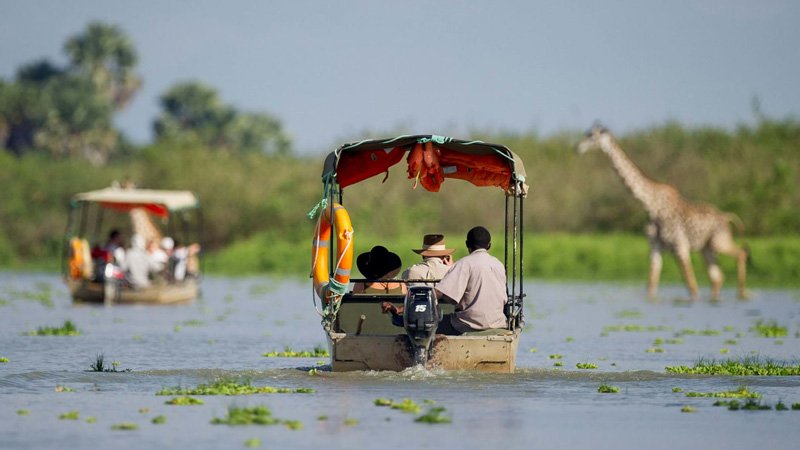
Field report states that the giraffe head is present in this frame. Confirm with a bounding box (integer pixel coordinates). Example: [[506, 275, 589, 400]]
[[576, 122, 612, 154]]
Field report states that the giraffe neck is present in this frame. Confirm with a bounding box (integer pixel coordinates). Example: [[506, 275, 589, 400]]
[[130, 208, 162, 244], [599, 136, 659, 214]]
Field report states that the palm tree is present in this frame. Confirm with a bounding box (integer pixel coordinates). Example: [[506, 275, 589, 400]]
[[64, 22, 141, 109]]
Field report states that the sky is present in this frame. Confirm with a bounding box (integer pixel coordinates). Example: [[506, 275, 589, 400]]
[[1, 0, 798, 154]]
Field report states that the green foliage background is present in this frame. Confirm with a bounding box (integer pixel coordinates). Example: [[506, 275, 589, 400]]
[[1, 119, 798, 286]]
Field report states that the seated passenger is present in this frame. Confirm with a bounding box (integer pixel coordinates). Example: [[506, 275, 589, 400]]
[[352, 246, 407, 295], [171, 239, 201, 281], [401, 233, 455, 287], [124, 234, 162, 289]]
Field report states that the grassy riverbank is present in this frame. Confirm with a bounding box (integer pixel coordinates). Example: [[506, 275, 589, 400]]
[[205, 232, 800, 288]]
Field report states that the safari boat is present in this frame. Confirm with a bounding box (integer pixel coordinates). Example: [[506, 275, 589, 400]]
[[310, 135, 528, 373], [63, 186, 203, 305]]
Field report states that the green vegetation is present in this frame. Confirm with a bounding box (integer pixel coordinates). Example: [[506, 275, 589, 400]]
[[27, 320, 80, 336], [685, 386, 760, 398], [548, 354, 563, 359], [677, 328, 720, 336], [85, 416, 96, 424], [211, 405, 300, 429], [389, 399, 422, 414], [576, 363, 598, 369], [343, 418, 359, 426], [88, 354, 130, 372], [111, 422, 139, 430], [59, 411, 80, 420], [244, 438, 262, 448], [262, 345, 329, 358], [598, 384, 620, 393], [151, 415, 167, 424], [750, 320, 788, 338], [17, 409, 29, 415], [724, 399, 772, 411], [0, 357, 8, 363], [55, 385, 74, 392], [415, 407, 452, 424], [666, 357, 800, 376], [680, 405, 696, 413], [165, 396, 204, 405], [374, 398, 393, 406], [156, 378, 314, 396], [646, 347, 665, 353]]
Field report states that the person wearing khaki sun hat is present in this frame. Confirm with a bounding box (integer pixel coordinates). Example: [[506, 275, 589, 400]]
[[401, 234, 455, 287]]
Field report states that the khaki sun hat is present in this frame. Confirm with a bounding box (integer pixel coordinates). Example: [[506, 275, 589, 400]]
[[413, 234, 455, 257]]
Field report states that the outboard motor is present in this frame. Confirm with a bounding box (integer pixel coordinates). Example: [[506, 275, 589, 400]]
[[403, 286, 441, 366]]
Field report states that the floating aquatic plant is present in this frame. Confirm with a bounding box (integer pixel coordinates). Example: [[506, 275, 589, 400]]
[[685, 386, 760, 399], [262, 345, 329, 358], [27, 320, 80, 336], [672, 388, 683, 393], [415, 406, 452, 424], [156, 378, 314, 396], [374, 398, 393, 406], [165, 396, 204, 405], [317, 415, 329, 421], [726, 399, 771, 411], [750, 319, 787, 338], [88, 354, 130, 372], [775, 401, 789, 411], [614, 309, 642, 319], [792, 403, 800, 410], [151, 415, 167, 424], [244, 438, 262, 448], [85, 416, 96, 423], [8, 284, 54, 308], [343, 418, 359, 426], [576, 363, 598, 369], [548, 354, 562, 360], [111, 422, 139, 430], [724, 339, 738, 345], [59, 411, 79, 420], [645, 347, 664, 353], [0, 357, 9, 363], [665, 338, 684, 345], [598, 384, 620, 393], [212, 406, 279, 425], [390, 398, 422, 414], [665, 357, 800, 376], [553, 362, 563, 367], [55, 385, 74, 392], [529, 347, 538, 353], [720, 348, 730, 354], [677, 328, 720, 336], [17, 409, 29, 416], [211, 405, 301, 429], [680, 405, 696, 413]]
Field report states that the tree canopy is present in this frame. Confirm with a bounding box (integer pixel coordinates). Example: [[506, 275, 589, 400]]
[[153, 81, 291, 155]]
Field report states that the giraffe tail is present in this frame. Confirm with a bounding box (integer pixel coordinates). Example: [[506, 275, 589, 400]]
[[724, 213, 745, 234]]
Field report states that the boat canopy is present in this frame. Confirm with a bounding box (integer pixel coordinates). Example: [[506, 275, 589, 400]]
[[321, 135, 528, 197], [71, 187, 200, 217]]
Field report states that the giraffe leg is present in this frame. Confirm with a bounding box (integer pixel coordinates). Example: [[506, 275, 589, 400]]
[[702, 246, 723, 301], [713, 238, 748, 299], [674, 245, 699, 301], [647, 243, 662, 300]]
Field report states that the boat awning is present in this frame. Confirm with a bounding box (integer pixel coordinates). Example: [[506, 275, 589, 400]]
[[71, 188, 200, 217], [321, 135, 527, 196]]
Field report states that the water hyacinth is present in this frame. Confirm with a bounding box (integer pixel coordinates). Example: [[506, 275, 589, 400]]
[[27, 320, 80, 336], [156, 378, 314, 396], [165, 396, 205, 405], [750, 320, 787, 338], [685, 386, 761, 399], [262, 345, 329, 358], [666, 357, 800, 376], [598, 384, 620, 393]]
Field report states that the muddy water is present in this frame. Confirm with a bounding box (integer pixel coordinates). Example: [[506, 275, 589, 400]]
[[1, 271, 799, 449]]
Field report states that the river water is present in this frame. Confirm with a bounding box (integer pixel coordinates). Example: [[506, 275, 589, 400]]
[[1, 271, 799, 449]]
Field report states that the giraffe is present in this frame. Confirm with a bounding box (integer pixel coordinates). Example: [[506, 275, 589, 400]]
[[129, 207, 163, 245], [577, 124, 748, 301]]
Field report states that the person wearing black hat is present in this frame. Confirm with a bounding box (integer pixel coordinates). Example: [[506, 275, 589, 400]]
[[353, 246, 407, 294]]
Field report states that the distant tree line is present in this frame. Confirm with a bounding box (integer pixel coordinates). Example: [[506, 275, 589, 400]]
[[0, 22, 291, 165]]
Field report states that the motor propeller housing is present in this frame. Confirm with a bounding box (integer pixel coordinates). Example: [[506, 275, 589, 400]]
[[402, 286, 441, 365]]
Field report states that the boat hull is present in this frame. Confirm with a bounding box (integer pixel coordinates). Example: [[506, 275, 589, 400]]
[[67, 279, 199, 305], [327, 329, 520, 373]]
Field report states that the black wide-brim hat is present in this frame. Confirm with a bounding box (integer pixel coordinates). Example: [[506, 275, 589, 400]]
[[356, 245, 402, 279]]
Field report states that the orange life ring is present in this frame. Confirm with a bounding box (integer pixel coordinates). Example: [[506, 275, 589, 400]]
[[68, 237, 92, 279], [312, 203, 354, 302]]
